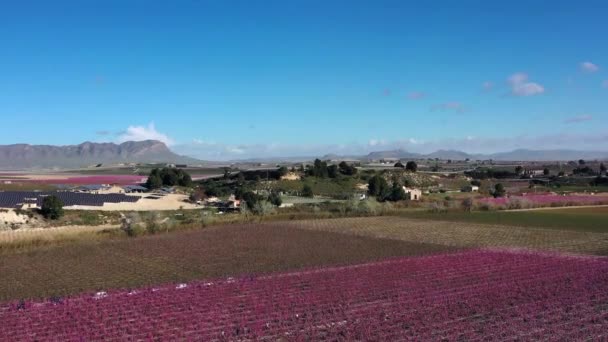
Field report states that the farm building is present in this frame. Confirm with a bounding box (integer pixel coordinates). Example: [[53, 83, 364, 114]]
[[402, 187, 422, 201], [523, 169, 544, 178], [461, 185, 479, 192], [123, 185, 148, 193]]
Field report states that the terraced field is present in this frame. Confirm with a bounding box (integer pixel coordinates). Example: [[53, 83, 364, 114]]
[[274, 216, 608, 256]]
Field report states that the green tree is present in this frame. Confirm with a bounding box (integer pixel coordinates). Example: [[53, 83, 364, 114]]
[[146, 173, 163, 189], [236, 172, 245, 184], [277, 166, 288, 177], [40, 195, 64, 220], [338, 161, 357, 176], [492, 183, 506, 198], [394, 161, 405, 168], [387, 183, 406, 201], [302, 184, 314, 198], [178, 171, 192, 187], [327, 164, 339, 178], [162, 170, 179, 186], [242, 191, 261, 209], [515, 166, 523, 174], [405, 161, 418, 172], [308, 159, 329, 178], [368, 175, 389, 198], [543, 168, 550, 176], [600, 163, 607, 173]]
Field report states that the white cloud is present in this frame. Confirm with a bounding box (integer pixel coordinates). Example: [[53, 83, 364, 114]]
[[508, 72, 545, 96], [407, 91, 426, 100], [580, 61, 600, 73], [227, 147, 245, 154], [116, 123, 175, 146], [603, 80, 608, 88], [368, 139, 387, 147], [482, 81, 494, 91], [563, 114, 593, 124]]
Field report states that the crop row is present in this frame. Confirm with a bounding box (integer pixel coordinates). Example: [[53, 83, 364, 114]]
[[480, 194, 608, 207], [1, 250, 607, 340], [277, 216, 608, 255]]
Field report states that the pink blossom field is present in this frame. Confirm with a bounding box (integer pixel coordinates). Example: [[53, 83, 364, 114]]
[[1, 250, 607, 341]]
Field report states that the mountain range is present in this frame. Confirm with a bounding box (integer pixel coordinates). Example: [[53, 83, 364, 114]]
[[359, 149, 608, 162], [1, 140, 607, 169], [0, 140, 199, 169]]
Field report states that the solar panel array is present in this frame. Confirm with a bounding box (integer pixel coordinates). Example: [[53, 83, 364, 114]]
[[0, 191, 140, 208]]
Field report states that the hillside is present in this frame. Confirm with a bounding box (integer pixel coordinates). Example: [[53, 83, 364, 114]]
[[0, 140, 200, 169]]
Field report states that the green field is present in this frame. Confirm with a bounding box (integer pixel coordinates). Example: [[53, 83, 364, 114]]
[[398, 206, 608, 233]]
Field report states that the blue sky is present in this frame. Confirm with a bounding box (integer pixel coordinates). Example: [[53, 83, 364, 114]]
[[1, 1, 607, 159]]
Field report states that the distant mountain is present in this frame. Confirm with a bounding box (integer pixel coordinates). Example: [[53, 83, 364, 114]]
[[426, 150, 475, 160], [365, 149, 422, 160], [0, 140, 201, 170]]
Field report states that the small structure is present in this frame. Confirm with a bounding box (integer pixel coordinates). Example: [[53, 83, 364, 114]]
[[523, 169, 544, 178], [123, 185, 148, 193], [354, 193, 367, 201], [76, 184, 110, 194], [461, 185, 479, 192], [402, 187, 422, 201]]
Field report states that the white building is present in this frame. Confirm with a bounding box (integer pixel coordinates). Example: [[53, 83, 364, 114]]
[[461, 185, 479, 192], [402, 187, 422, 201]]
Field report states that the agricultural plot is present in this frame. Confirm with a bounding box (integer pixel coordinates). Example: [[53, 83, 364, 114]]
[[275, 216, 608, 255], [0, 224, 454, 301], [480, 194, 608, 207], [398, 208, 608, 233], [1, 250, 607, 340]]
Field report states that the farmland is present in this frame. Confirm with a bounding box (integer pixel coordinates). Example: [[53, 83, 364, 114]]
[[276, 216, 608, 255], [480, 194, 608, 207], [397, 206, 608, 233], [2, 250, 607, 340], [0, 223, 454, 301]]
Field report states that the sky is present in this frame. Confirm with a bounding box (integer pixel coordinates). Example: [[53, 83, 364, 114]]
[[1, 0, 607, 160]]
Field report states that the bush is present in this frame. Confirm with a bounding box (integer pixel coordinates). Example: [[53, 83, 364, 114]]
[[302, 184, 314, 198], [461, 198, 474, 212], [268, 192, 282, 207], [40, 195, 64, 220], [428, 202, 447, 213], [251, 201, 276, 216], [144, 212, 161, 234]]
